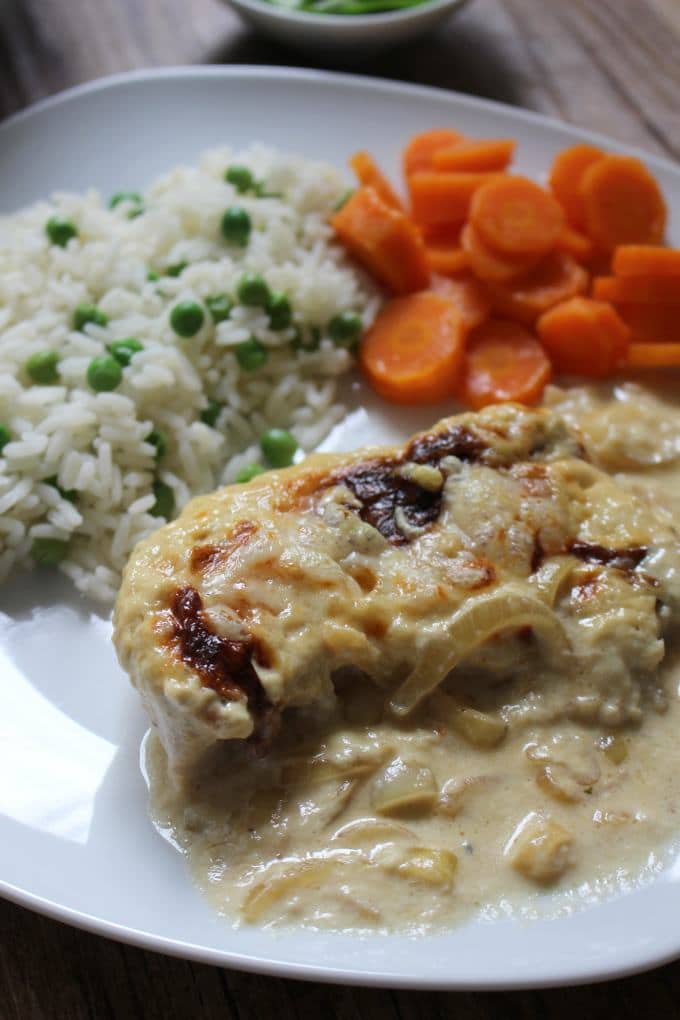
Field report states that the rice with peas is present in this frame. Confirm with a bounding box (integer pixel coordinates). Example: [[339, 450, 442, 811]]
[[0, 144, 381, 603]]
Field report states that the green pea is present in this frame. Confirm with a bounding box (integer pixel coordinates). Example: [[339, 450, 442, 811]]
[[267, 291, 292, 331], [332, 188, 355, 212], [225, 165, 255, 193], [87, 356, 123, 392], [146, 428, 167, 462], [236, 338, 268, 372], [146, 269, 160, 282], [200, 400, 222, 427], [46, 216, 78, 247], [235, 463, 265, 483], [31, 537, 70, 566], [150, 480, 175, 519], [205, 294, 233, 323], [170, 300, 205, 338], [292, 326, 320, 352], [73, 303, 109, 331], [260, 428, 298, 468], [221, 206, 251, 246], [26, 350, 60, 385], [237, 272, 271, 308], [328, 310, 363, 346], [0, 424, 11, 454], [165, 261, 187, 278], [45, 476, 77, 503], [109, 192, 144, 217], [108, 338, 143, 366]]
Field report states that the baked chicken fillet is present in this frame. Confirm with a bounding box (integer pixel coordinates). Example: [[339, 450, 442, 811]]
[[113, 404, 680, 786]]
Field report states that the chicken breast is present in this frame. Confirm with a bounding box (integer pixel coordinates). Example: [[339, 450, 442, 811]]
[[113, 404, 680, 786]]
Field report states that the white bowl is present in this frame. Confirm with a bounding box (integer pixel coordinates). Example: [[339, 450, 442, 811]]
[[224, 0, 470, 52]]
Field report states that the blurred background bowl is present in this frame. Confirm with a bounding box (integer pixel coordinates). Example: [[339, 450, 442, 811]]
[[223, 0, 470, 53]]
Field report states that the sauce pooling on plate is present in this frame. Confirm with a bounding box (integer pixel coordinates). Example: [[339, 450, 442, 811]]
[[127, 383, 680, 933]]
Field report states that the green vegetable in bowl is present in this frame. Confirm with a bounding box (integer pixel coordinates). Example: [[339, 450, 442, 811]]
[[0, 425, 11, 453], [146, 428, 167, 462]]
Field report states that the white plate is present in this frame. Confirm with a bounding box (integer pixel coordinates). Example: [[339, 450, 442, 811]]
[[1, 67, 679, 991]]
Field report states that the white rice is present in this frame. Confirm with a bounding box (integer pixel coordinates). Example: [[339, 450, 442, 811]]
[[0, 144, 381, 603]]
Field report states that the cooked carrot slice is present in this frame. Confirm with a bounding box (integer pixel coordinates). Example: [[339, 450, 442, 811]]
[[485, 251, 589, 325], [426, 246, 469, 276], [331, 186, 430, 295], [403, 129, 466, 177], [592, 275, 680, 304], [350, 151, 404, 212], [461, 223, 538, 282], [548, 144, 605, 229], [536, 297, 630, 379], [469, 175, 565, 256], [409, 172, 498, 227], [461, 319, 552, 409], [433, 139, 516, 173], [612, 245, 680, 278], [556, 227, 595, 263], [626, 343, 680, 368], [359, 291, 465, 404], [615, 303, 680, 343], [430, 271, 491, 329], [581, 155, 667, 250]]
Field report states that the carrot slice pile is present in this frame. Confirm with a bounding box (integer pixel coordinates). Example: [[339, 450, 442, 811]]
[[430, 271, 491, 330], [536, 297, 630, 378], [331, 186, 430, 295], [556, 227, 595, 263], [331, 127, 676, 404], [485, 251, 589, 325], [350, 151, 405, 212], [433, 139, 515, 173], [460, 223, 538, 282], [593, 275, 680, 304], [581, 155, 667, 250], [409, 172, 498, 227], [461, 319, 552, 409], [470, 176, 565, 256], [403, 129, 466, 177], [359, 291, 465, 404], [548, 144, 605, 229], [612, 245, 680, 277], [615, 303, 680, 343], [626, 343, 680, 368]]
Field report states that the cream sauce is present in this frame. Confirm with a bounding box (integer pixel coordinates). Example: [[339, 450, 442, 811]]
[[146, 381, 680, 933]]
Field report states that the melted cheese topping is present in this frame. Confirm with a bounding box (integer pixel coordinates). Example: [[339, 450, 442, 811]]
[[119, 389, 680, 933]]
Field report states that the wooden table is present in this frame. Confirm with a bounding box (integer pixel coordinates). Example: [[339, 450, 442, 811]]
[[1, 0, 679, 1016]]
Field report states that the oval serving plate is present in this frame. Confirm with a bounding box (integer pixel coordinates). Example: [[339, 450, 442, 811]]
[[0, 67, 679, 990]]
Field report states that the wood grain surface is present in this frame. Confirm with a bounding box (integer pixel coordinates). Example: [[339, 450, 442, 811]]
[[1, 0, 679, 1016]]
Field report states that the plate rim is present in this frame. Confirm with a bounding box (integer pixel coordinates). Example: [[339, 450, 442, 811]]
[[1, 64, 680, 991]]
